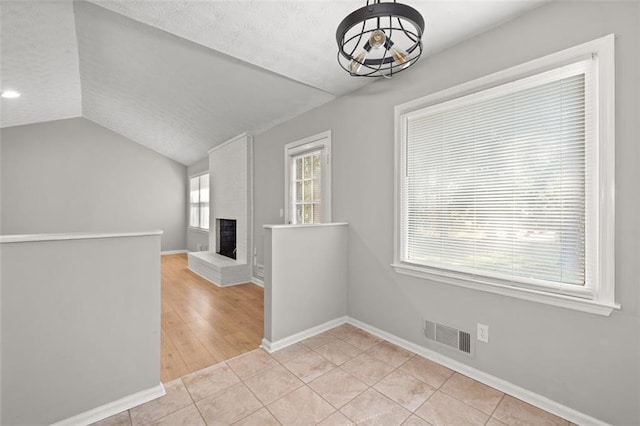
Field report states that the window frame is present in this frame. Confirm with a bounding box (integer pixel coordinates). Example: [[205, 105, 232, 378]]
[[189, 172, 210, 232], [284, 131, 332, 225], [392, 34, 617, 316]]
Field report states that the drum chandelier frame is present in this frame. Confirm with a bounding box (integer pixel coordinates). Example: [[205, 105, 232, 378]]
[[336, 0, 425, 77]]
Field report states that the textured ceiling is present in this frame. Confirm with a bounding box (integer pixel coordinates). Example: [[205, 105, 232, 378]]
[[0, 1, 82, 128], [74, 1, 334, 165], [88, 0, 545, 97], [1, 0, 545, 165], [88, 0, 367, 96]]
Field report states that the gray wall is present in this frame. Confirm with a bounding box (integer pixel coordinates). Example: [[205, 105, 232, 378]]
[[253, 2, 639, 424], [265, 224, 348, 343], [0, 117, 187, 251], [1, 233, 162, 425], [187, 157, 210, 252]]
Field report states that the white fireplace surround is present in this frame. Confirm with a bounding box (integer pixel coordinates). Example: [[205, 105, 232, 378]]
[[188, 133, 252, 286]]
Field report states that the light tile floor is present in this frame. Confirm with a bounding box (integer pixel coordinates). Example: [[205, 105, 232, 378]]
[[92, 324, 573, 426]]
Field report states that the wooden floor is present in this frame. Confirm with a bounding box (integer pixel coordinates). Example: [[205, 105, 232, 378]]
[[160, 254, 263, 383]]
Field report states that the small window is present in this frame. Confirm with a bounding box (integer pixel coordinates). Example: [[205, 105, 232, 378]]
[[285, 131, 331, 224], [393, 35, 616, 315], [189, 173, 209, 230]]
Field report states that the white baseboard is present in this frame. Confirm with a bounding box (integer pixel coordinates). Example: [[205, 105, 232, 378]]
[[161, 250, 188, 255], [251, 277, 264, 287], [186, 266, 249, 288], [345, 317, 608, 426], [50, 383, 165, 426], [261, 316, 348, 353]]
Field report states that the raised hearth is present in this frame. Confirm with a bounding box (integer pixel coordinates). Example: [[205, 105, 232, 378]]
[[187, 251, 250, 287]]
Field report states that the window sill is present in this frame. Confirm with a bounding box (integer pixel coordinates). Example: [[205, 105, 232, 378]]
[[391, 262, 619, 316], [188, 227, 209, 234]]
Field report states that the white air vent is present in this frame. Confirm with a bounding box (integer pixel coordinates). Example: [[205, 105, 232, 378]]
[[424, 320, 472, 355], [257, 264, 264, 278]]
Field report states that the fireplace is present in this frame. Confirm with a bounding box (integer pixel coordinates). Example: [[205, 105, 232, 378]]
[[216, 219, 237, 260]]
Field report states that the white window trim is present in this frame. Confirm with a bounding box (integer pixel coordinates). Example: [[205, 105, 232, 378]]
[[284, 130, 332, 225], [189, 172, 209, 232], [188, 227, 209, 234], [392, 34, 618, 316]]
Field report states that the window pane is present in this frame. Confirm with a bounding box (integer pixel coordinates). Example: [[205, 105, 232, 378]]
[[296, 157, 303, 180], [287, 139, 330, 225], [296, 205, 304, 223], [190, 174, 210, 229], [303, 204, 312, 224], [312, 153, 322, 204], [296, 181, 303, 202], [303, 155, 311, 178], [200, 203, 209, 230], [199, 174, 209, 203], [190, 176, 200, 203], [313, 178, 321, 203], [313, 203, 322, 223], [405, 72, 586, 286], [190, 175, 200, 227], [303, 180, 311, 202], [313, 153, 321, 178], [190, 203, 199, 227]]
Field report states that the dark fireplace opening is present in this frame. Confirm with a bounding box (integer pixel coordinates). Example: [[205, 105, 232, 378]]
[[216, 218, 237, 260]]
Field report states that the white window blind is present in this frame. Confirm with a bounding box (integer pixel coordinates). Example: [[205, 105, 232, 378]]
[[401, 60, 594, 291], [190, 173, 209, 230]]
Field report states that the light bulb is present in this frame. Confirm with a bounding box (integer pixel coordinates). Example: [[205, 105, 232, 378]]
[[349, 50, 367, 74], [1, 90, 20, 99], [391, 47, 411, 69], [369, 29, 386, 49]]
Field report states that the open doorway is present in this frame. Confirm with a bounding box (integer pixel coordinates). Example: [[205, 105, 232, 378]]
[[159, 254, 263, 382]]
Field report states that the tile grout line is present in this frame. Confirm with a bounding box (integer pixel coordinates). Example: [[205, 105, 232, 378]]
[[192, 336, 388, 425], [354, 337, 459, 422], [245, 354, 309, 424], [275, 335, 392, 423], [194, 329, 387, 423], [308, 329, 414, 419], [190, 357, 266, 425], [302, 329, 414, 423], [194, 402, 208, 426], [301, 337, 369, 419], [272, 345, 341, 423], [486, 393, 507, 425], [433, 372, 503, 420], [280, 352, 339, 424], [151, 324, 555, 426], [232, 349, 307, 424], [182, 361, 246, 425]]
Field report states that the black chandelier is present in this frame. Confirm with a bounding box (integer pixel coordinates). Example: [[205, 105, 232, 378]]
[[336, 0, 425, 77]]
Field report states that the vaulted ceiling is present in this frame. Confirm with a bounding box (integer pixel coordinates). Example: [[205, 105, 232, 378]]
[[0, 0, 543, 165]]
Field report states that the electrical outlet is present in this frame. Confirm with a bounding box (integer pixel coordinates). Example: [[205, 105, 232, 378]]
[[477, 323, 489, 343]]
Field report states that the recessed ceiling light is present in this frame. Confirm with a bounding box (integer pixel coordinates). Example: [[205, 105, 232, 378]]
[[1, 90, 21, 99]]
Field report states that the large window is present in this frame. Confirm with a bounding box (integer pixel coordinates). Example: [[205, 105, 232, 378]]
[[189, 173, 209, 230], [393, 35, 616, 315], [285, 131, 331, 224]]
